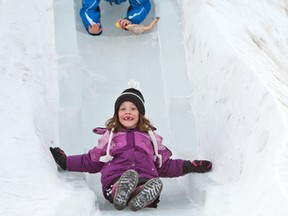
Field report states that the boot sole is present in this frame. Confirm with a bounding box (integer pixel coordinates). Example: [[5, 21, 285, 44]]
[[113, 170, 138, 210], [128, 178, 163, 211]]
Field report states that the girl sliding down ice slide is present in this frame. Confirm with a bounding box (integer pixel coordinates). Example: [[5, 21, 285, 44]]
[[50, 80, 212, 211]]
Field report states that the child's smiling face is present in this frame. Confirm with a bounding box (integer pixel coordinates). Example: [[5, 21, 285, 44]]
[[118, 101, 139, 129]]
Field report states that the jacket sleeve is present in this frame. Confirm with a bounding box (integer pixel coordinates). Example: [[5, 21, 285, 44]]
[[66, 153, 103, 173], [157, 158, 190, 178], [79, 0, 102, 34], [125, 0, 151, 24]]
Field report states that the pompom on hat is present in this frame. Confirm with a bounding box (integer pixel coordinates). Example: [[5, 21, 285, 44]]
[[114, 80, 145, 115]]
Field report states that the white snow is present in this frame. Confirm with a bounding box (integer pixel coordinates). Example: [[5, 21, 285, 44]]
[[1, 0, 288, 215]]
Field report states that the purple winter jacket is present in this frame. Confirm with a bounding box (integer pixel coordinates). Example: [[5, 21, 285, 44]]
[[66, 127, 189, 195]]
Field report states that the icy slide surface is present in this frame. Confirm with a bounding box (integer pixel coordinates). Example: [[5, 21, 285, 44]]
[[55, 0, 202, 215]]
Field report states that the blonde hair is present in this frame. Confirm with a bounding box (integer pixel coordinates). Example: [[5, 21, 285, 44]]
[[105, 113, 153, 132]]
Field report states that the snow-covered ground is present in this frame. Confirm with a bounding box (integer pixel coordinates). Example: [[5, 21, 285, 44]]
[[1, 0, 288, 216]]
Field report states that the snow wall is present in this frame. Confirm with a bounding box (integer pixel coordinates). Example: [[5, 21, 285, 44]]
[[181, 1, 288, 215]]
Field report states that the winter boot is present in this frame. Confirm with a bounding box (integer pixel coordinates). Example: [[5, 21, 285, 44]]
[[128, 178, 163, 211], [113, 170, 138, 210]]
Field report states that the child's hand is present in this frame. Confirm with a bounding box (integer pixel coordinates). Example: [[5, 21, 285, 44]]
[[50, 147, 67, 170], [88, 23, 102, 35], [191, 160, 212, 173], [117, 19, 131, 29]]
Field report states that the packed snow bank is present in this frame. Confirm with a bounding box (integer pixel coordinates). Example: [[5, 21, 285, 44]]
[[0, 1, 95, 215], [181, 1, 288, 215], [0, 1, 72, 215]]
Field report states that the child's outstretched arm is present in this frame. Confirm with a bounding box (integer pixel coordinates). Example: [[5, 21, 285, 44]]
[[79, 0, 102, 36], [50, 147, 103, 173], [157, 159, 212, 178], [125, 0, 151, 24]]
